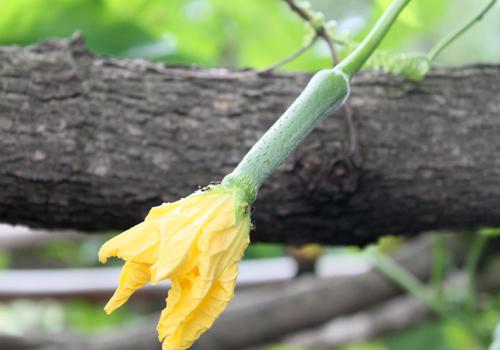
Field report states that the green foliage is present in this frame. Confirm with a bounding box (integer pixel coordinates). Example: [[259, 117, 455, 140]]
[[335, 319, 483, 350], [359, 0, 450, 51], [340, 343, 387, 350], [40, 235, 118, 267], [0, 0, 497, 72], [0, 299, 139, 335], [480, 227, 500, 237], [387, 320, 475, 350], [263, 345, 309, 350], [244, 243, 286, 260], [0, 249, 10, 269], [64, 299, 138, 333], [0, 0, 155, 55], [206, 0, 314, 68], [371, 228, 500, 349]]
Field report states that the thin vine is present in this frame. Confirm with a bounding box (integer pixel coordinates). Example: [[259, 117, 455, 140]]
[[428, 0, 498, 61]]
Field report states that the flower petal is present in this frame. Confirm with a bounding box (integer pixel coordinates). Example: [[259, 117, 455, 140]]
[[161, 263, 239, 350], [98, 200, 181, 265], [98, 219, 160, 264], [149, 193, 233, 283], [149, 226, 200, 284], [146, 202, 177, 220], [104, 261, 151, 314], [157, 219, 250, 347], [99, 184, 252, 350], [197, 217, 251, 287], [156, 245, 215, 341]]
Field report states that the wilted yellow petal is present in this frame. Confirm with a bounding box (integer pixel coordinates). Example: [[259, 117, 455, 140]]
[[149, 192, 234, 283], [157, 217, 250, 349], [199, 217, 250, 263], [161, 264, 240, 350], [201, 199, 237, 234], [98, 219, 160, 264], [145, 202, 177, 220], [104, 261, 150, 314], [99, 184, 252, 350], [148, 226, 200, 284], [99, 201, 177, 264], [157, 265, 214, 341]]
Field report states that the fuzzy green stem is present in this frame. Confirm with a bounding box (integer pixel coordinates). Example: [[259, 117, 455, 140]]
[[427, 0, 497, 61], [338, 0, 411, 78], [222, 0, 411, 202], [222, 69, 350, 202]]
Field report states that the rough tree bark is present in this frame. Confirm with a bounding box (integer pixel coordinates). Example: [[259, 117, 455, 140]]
[[1, 36, 499, 245]]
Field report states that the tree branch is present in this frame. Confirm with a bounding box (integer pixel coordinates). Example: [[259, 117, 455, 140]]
[[1, 37, 500, 245]]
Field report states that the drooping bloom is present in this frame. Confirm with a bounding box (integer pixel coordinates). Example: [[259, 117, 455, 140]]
[[98, 2, 413, 348], [99, 184, 251, 350]]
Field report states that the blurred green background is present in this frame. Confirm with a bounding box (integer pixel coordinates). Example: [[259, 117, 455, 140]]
[[0, 0, 498, 71]]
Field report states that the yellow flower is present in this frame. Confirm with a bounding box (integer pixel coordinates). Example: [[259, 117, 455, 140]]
[[98, 184, 251, 350]]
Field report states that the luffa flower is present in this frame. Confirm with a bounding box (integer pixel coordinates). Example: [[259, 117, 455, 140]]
[[99, 184, 250, 350], [99, 1, 411, 348]]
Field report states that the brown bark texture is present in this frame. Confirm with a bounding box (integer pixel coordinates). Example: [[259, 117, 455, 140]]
[[1, 36, 499, 245]]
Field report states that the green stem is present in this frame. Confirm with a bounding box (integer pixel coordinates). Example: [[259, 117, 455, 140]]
[[431, 233, 447, 301], [338, 0, 411, 78], [222, 0, 411, 201], [427, 0, 497, 61], [370, 250, 446, 317], [259, 35, 318, 73], [466, 233, 488, 312], [371, 246, 490, 347], [222, 69, 350, 202]]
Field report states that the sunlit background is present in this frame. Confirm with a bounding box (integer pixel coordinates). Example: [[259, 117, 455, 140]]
[[0, 0, 499, 69]]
